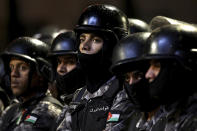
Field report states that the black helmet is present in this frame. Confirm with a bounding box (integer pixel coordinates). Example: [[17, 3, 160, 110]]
[[2, 37, 53, 82], [141, 24, 197, 105], [111, 32, 154, 111], [145, 24, 197, 69], [128, 18, 150, 34], [111, 32, 151, 74], [49, 30, 77, 57], [48, 30, 78, 77], [149, 16, 195, 31], [75, 4, 130, 43], [33, 25, 66, 46], [75, 4, 130, 93], [48, 31, 84, 102]]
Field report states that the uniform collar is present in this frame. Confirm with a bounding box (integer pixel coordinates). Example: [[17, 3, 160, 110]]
[[82, 76, 116, 100], [19, 92, 46, 108]]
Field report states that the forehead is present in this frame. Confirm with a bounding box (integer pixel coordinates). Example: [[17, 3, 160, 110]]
[[57, 55, 76, 60], [9, 57, 28, 65], [149, 59, 161, 65], [80, 32, 103, 38]]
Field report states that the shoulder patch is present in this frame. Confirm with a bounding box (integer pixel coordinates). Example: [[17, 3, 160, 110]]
[[107, 112, 120, 122], [24, 114, 38, 124]]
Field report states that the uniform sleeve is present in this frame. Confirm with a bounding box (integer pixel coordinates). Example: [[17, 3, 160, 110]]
[[12, 111, 56, 131], [0, 100, 7, 126], [0, 112, 4, 128], [0, 103, 20, 131], [14, 102, 62, 131], [56, 110, 72, 131], [51, 105, 69, 131], [0, 99, 5, 116], [104, 90, 136, 131], [179, 114, 197, 131]]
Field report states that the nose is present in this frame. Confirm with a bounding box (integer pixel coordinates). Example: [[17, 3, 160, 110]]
[[81, 40, 91, 52], [57, 62, 67, 75], [11, 67, 19, 77], [128, 77, 133, 85], [145, 67, 154, 82]]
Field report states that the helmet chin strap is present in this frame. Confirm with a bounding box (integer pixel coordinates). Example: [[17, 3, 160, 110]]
[[17, 65, 38, 101]]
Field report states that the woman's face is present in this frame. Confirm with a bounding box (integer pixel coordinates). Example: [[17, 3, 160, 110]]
[[79, 33, 104, 54]]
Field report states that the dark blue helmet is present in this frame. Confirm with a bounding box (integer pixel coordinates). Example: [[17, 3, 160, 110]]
[[111, 32, 151, 74], [128, 18, 150, 34], [2, 37, 53, 82]]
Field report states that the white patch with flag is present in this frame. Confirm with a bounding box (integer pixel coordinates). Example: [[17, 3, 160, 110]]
[[107, 112, 120, 122], [25, 115, 38, 124]]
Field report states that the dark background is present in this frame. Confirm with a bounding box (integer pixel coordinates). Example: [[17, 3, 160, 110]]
[[0, 0, 197, 51]]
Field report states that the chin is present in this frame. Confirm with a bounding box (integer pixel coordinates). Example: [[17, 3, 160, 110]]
[[12, 89, 22, 97], [13, 92, 22, 97]]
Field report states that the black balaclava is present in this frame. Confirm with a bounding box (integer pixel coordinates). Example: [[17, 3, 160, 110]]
[[124, 60, 192, 112], [56, 65, 85, 96], [77, 33, 114, 93], [124, 77, 157, 112], [123, 64, 158, 112], [148, 60, 192, 105]]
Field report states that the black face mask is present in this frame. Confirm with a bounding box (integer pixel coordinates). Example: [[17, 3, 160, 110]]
[[77, 51, 112, 93], [124, 77, 160, 112], [148, 61, 191, 105], [56, 66, 85, 95], [124, 61, 193, 112]]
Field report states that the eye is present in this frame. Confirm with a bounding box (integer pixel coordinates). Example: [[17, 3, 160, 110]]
[[124, 73, 131, 83], [79, 36, 85, 43], [132, 71, 143, 80], [151, 60, 161, 68], [67, 59, 76, 65], [153, 62, 161, 68], [124, 71, 143, 83], [92, 37, 103, 43], [19, 65, 28, 71], [57, 59, 61, 65], [9, 64, 14, 72]]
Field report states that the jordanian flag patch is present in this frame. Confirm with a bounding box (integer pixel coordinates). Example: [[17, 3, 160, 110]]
[[25, 115, 38, 124], [107, 112, 120, 122]]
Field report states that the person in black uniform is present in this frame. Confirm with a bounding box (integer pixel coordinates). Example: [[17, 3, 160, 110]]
[[48, 30, 85, 105], [56, 4, 130, 131], [32, 25, 67, 98], [111, 24, 197, 130], [48, 31, 86, 130], [143, 24, 197, 131], [110, 32, 155, 131], [0, 37, 62, 131]]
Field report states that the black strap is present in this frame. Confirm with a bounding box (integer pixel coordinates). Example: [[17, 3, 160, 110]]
[[73, 87, 86, 102], [103, 78, 121, 102]]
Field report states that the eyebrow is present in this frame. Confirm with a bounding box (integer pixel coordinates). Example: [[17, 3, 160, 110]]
[[80, 34, 86, 38], [10, 61, 29, 67], [80, 33, 100, 38]]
